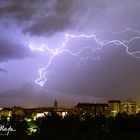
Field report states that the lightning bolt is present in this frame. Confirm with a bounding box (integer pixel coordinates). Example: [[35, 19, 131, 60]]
[[29, 28, 140, 87]]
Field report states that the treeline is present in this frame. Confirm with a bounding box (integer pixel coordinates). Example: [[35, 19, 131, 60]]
[[1, 112, 140, 140]]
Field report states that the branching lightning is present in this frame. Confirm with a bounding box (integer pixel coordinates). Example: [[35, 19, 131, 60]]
[[29, 28, 140, 86]]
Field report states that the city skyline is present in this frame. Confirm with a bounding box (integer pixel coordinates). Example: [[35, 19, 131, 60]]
[[0, 0, 140, 107]]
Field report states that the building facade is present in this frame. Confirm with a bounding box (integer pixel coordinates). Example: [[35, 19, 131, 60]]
[[121, 99, 137, 115], [75, 103, 110, 120], [108, 100, 121, 116]]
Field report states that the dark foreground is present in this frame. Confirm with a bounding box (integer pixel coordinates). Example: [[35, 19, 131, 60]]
[[1, 112, 140, 140]]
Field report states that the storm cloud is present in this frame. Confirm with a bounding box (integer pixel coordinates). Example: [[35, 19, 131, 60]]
[[0, 0, 140, 106], [0, 0, 140, 36], [44, 41, 140, 101], [0, 37, 31, 62], [0, 0, 75, 36]]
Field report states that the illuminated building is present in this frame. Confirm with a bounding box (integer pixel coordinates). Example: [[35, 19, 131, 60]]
[[121, 99, 137, 115], [0, 107, 12, 122], [0, 107, 12, 117], [36, 112, 49, 119], [61, 111, 68, 118], [93, 103, 110, 116], [75, 103, 110, 120], [108, 100, 121, 116], [25, 106, 73, 120]]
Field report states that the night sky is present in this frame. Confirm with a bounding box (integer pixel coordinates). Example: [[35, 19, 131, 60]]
[[0, 0, 140, 107]]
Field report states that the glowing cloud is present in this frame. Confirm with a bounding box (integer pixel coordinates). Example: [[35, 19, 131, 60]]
[[29, 28, 140, 86]]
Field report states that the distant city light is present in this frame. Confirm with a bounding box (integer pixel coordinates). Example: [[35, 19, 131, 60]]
[[62, 112, 67, 118]]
